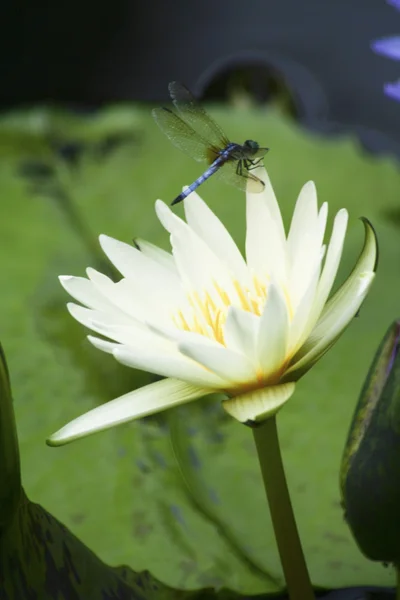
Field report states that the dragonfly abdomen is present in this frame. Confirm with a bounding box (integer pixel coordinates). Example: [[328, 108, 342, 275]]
[[171, 157, 226, 206]]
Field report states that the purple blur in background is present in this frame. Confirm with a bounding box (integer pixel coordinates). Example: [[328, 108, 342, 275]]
[[372, 0, 400, 101]]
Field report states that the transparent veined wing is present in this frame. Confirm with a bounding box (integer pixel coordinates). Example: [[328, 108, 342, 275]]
[[152, 107, 218, 163], [168, 81, 230, 150], [213, 160, 266, 193]]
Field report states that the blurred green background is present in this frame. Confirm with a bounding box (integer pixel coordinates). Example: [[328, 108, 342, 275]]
[[1, 101, 399, 594]]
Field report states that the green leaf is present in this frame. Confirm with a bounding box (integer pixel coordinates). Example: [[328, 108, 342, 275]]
[[0, 105, 399, 593], [0, 343, 20, 531], [0, 338, 246, 599], [340, 320, 400, 563]]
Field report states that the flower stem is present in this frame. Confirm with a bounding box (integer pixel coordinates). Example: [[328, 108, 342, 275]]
[[252, 416, 314, 600]]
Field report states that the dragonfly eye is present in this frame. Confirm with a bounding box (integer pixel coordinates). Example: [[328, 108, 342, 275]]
[[244, 139, 259, 152]]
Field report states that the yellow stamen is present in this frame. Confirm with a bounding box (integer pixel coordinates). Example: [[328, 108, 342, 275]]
[[233, 280, 251, 312], [172, 272, 286, 349], [213, 281, 231, 307]]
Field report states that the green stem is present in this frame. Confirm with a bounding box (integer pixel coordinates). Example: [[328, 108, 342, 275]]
[[252, 416, 314, 600]]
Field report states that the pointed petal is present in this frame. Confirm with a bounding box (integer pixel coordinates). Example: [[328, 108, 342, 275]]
[[91, 321, 172, 350], [285, 272, 375, 381], [311, 209, 348, 320], [114, 345, 227, 388], [59, 275, 117, 312], [285, 219, 378, 381], [257, 284, 289, 378], [47, 379, 211, 446], [222, 382, 296, 423], [146, 321, 224, 349], [311, 217, 377, 344], [67, 302, 131, 330], [99, 235, 179, 293], [287, 182, 323, 306], [287, 181, 318, 260], [288, 256, 322, 355], [134, 238, 177, 274], [317, 202, 328, 245], [183, 191, 249, 282], [287, 181, 317, 249], [155, 200, 234, 294], [224, 306, 259, 362], [179, 341, 257, 385], [67, 302, 174, 353], [246, 179, 287, 285], [87, 268, 173, 324], [88, 335, 120, 354], [247, 165, 286, 246]]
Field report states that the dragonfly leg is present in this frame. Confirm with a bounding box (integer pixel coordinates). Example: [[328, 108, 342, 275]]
[[246, 158, 264, 171], [236, 160, 244, 176]]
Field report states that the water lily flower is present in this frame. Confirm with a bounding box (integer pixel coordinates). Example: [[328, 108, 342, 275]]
[[372, 36, 400, 62], [47, 167, 377, 446], [384, 79, 400, 102], [371, 0, 400, 101]]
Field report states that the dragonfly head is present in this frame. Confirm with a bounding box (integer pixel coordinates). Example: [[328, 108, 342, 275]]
[[243, 140, 269, 159]]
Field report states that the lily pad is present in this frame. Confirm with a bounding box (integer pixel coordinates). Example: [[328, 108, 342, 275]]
[[0, 105, 398, 593], [0, 336, 247, 600]]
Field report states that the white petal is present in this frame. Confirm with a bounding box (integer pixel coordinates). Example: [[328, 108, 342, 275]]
[[183, 191, 249, 282], [67, 302, 171, 353], [91, 321, 173, 350], [114, 345, 228, 388], [257, 283, 289, 378], [285, 272, 375, 381], [312, 209, 348, 319], [86, 268, 151, 322], [287, 181, 318, 261], [59, 275, 117, 313], [224, 306, 259, 362], [114, 278, 175, 323], [99, 235, 179, 296], [288, 257, 322, 355], [146, 321, 224, 349], [85, 268, 117, 299], [67, 302, 131, 331], [178, 341, 257, 385], [222, 382, 296, 423], [317, 202, 328, 246], [47, 379, 211, 445], [88, 335, 121, 354], [286, 215, 378, 380], [246, 173, 287, 286], [87, 269, 172, 324], [155, 200, 237, 297], [287, 182, 323, 306], [133, 238, 177, 274], [247, 165, 286, 246]]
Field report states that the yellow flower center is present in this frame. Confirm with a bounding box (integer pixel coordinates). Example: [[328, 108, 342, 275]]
[[173, 276, 269, 345]]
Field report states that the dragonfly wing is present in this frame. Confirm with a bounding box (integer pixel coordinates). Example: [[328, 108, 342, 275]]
[[213, 161, 266, 193], [152, 107, 211, 163], [169, 81, 230, 150]]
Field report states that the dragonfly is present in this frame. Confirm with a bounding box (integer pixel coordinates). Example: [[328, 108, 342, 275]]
[[152, 81, 269, 205]]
